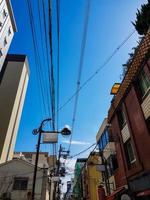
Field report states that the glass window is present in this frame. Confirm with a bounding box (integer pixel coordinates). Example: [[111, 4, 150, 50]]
[[3, 37, 7, 46], [118, 110, 126, 129], [3, 9, 7, 18], [124, 139, 136, 166], [138, 69, 150, 97], [98, 129, 110, 151], [8, 27, 11, 35], [13, 177, 28, 190]]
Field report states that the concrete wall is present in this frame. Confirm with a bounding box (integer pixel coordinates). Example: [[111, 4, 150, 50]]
[[0, 55, 29, 163]]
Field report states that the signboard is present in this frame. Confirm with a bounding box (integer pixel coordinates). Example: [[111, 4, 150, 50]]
[[43, 132, 58, 143], [96, 165, 105, 172], [51, 176, 60, 182]]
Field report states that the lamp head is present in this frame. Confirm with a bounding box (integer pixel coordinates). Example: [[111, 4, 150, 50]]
[[61, 125, 71, 136]]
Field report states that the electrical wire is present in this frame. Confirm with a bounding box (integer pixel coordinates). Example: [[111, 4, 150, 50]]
[[26, 0, 47, 118], [68, 0, 91, 152], [58, 29, 136, 112], [38, 0, 51, 118], [41, 0, 54, 124], [56, 0, 60, 131], [69, 143, 96, 159], [48, 0, 56, 131]]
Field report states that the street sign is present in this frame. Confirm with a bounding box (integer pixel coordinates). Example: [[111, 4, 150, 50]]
[[43, 132, 58, 143], [96, 165, 105, 172]]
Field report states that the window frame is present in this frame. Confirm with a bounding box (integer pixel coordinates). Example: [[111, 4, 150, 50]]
[[138, 69, 150, 99], [124, 139, 136, 167], [118, 109, 126, 130], [13, 177, 28, 190]]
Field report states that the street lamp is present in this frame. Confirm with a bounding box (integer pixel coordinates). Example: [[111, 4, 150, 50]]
[[31, 118, 71, 200]]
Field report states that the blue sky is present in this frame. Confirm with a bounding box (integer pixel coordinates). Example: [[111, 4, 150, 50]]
[[9, 0, 147, 157]]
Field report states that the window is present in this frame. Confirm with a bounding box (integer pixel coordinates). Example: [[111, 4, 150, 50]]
[[8, 27, 11, 35], [138, 69, 150, 97], [3, 37, 7, 46], [13, 177, 28, 190], [124, 139, 136, 166], [3, 9, 7, 18], [118, 109, 126, 129], [107, 155, 118, 177], [98, 128, 110, 151]]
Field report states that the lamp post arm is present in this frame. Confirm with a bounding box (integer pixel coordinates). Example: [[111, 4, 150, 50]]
[[32, 118, 51, 200]]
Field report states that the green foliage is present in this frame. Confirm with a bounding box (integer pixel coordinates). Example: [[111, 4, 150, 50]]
[[121, 37, 143, 78], [133, 0, 150, 35]]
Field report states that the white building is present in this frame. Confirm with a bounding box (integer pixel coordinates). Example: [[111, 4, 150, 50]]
[[0, 0, 17, 70], [0, 159, 49, 200], [0, 55, 29, 163]]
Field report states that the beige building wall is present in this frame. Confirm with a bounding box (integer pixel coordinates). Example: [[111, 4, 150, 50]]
[[0, 55, 29, 163], [0, 159, 49, 200]]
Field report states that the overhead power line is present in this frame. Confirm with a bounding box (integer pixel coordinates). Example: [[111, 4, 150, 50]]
[[70, 143, 96, 159], [56, 0, 60, 131], [37, 0, 51, 117], [26, 0, 48, 117], [68, 0, 91, 152], [58, 29, 136, 112], [48, 0, 56, 130]]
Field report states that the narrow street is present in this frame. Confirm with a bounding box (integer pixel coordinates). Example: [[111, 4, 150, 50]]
[[0, 0, 150, 200]]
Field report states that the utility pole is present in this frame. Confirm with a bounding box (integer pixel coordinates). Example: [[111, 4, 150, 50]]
[[99, 150, 110, 195], [54, 145, 70, 199]]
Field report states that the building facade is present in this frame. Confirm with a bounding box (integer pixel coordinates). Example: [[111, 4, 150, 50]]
[[73, 158, 87, 200], [0, 0, 17, 70], [0, 159, 49, 200], [107, 29, 150, 199], [0, 55, 29, 163], [96, 118, 117, 196], [82, 152, 103, 200]]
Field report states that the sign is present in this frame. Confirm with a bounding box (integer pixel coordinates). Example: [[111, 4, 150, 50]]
[[96, 165, 105, 172], [43, 132, 58, 143], [111, 83, 120, 95], [51, 176, 60, 182]]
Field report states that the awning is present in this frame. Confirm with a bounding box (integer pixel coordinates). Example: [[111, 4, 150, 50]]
[[137, 189, 150, 197], [106, 187, 125, 200]]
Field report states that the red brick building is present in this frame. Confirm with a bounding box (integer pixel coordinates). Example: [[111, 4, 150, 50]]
[[107, 30, 150, 200]]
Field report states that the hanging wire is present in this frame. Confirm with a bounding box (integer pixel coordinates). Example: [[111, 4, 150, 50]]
[[68, 0, 91, 152]]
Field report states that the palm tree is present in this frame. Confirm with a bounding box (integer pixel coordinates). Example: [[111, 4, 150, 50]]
[[133, 0, 150, 35]]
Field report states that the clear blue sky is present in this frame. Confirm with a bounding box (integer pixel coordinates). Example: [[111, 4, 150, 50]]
[[9, 0, 147, 156]]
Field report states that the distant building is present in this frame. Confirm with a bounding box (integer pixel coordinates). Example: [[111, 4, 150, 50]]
[[96, 118, 117, 195], [0, 0, 17, 70], [0, 159, 49, 200], [82, 152, 103, 200], [14, 152, 56, 169], [73, 158, 87, 199], [0, 55, 29, 163], [107, 29, 150, 199]]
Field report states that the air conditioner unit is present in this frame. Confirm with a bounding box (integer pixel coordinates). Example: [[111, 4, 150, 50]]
[[2, 192, 11, 200]]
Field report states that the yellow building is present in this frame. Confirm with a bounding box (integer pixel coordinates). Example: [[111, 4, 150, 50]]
[[82, 152, 103, 200]]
